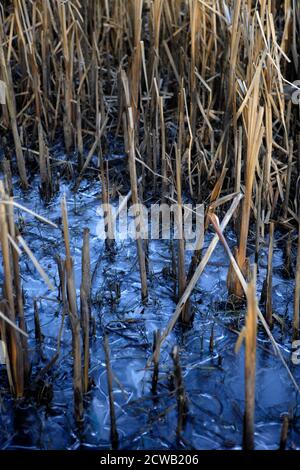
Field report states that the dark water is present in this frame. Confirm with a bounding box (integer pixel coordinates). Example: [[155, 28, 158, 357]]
[[0, 172, 300, 450]]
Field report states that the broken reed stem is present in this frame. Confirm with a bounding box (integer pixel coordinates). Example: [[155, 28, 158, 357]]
[[103, 334, 119, 450], [80, 227, 91, 394], [171, 345, 187, 436], [279, 413, 289, 450], [151, 329, 161, 394], [243, 266, 258, 451], [61, 196, 83, 422], [100, 157, 115, 251], [175, 144, 189, 323], [34, 300, 43, 345], [209, 324, 214, 355]]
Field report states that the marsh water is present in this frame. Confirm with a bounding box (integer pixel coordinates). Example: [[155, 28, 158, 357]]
[[0, 158, 300, 450]]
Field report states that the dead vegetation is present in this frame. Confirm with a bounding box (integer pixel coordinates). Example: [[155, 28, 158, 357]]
[[0, 0, 299, 450]]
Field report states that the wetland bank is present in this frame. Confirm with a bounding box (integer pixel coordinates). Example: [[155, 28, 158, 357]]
[[0, 0, 300, 451]]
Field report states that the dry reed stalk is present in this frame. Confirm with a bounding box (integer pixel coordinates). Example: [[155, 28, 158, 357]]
[[171, 345, 187, 436], [242, 266, 258, 451], [228, 68, 265, 298], [61, 195, 83, 422], [158, 96, 168, 197], [38, 122, 52, 200], [189, 0, 200, 137], [103, 334, 119, 450], [279, 413, 289, 450], [33, 299, 43, 345], [151, 329, 161, 394], [263, 90, 272, 222], [18, 235, 55, 291], [56, 255, 67, 308], [0, 308, 28, 338], [0, 200, 57, 229], [74, 26, 85, 167], [76, 95, 84, 168], [40, 0, 50, 110], [209, 324, 214, 355], [130, 0, 143, 122], [149, 0, 163, 86], [255, 178, 263, 265], [283, 140, 293, 220], [80, 227, 91, 394], [283, 232, 293, 279], [222, 0, 241, 160], [2, 158, 13, 196], [186, 222, 203, 286], [7, 195, 29, 378], [0, 184, 24, 396], [235, 126, 242, 195], [265, 222, 274, 327], [100, 158, 115, 251], [58, 0, 74, 154], [0, 17, 28, 188], [121, 70, 148, 302], [175, 144, 190, 323], [0, 305, 15, 393]]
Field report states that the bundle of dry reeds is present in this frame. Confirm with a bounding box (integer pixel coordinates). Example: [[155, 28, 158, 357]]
[[0, 0, 295, 215]]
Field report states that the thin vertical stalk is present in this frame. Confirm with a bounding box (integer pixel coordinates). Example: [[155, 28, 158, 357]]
[[243, 267, 258, 450], [61, 196, 83, 422]]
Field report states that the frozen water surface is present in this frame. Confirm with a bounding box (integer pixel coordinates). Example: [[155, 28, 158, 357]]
[[0, 172, 299, 450]]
